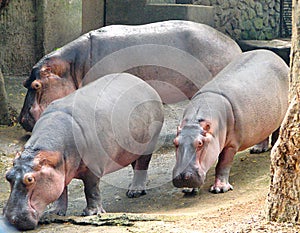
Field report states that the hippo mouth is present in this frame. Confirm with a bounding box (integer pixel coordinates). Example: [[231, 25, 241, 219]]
[[4, 194, 40, 231], [172, 172, 205, 188], [4, 206, 39, 231], [19, 112, 36, 132]]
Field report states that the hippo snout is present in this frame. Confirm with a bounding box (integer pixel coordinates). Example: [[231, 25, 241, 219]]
[[18, 113, 35, 132], [172, 169, 205, 188], [4, 207, 38, 231]]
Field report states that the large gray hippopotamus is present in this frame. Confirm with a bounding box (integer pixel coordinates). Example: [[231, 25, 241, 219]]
[[4, 73, 164, 230], [19, 20, 241, 132], [172, 50, 289, 193]]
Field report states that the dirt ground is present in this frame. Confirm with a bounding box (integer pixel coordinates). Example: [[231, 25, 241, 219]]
[[0, 77, 299, 233]]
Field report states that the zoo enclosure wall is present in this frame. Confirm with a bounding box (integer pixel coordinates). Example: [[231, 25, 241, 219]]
[[0, 0, 290, 76]]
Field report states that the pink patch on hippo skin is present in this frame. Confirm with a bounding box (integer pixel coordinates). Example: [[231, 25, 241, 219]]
[[210, 179, 233, 194]]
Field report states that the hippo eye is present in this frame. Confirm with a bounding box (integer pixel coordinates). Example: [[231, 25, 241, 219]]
[[31, 80, 42, 90], [23, 173, 35, 186]]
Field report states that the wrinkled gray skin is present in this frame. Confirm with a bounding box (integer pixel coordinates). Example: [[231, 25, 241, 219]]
[[4, 73, 164, 231], [19, 20, 241, 132], [173, 50, 289, 193]]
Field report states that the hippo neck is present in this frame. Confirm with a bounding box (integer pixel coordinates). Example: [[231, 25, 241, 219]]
[[25, 111, 76, 153], [40, 33, 91, 89]]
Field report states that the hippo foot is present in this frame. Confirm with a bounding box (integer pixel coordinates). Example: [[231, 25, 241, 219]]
[[250, 140, 269, 154], [126, 189, 147, 198], [82, 206, 106, 216], [46, 203, 67, 216], [49, 208, 67, 216], [44, 209, 66, 217], [182, 188, 199, 196], [249, 147, 269, 154], [210, 183, 233, 194]]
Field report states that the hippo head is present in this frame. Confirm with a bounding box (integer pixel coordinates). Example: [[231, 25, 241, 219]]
[[19, 57, 76, 132], [3, 149, 65, 230], [172, 121, 216, 189]]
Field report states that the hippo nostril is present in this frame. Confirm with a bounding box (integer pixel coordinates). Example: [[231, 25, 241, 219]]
[[181, 172, 192, 180], [9, 215, 16, 225], [21, 117, 25, 123]]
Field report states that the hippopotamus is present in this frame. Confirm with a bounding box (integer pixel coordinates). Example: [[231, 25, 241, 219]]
[[19, 20, 242, 132], [3, 73, 164, 230], [172, 50, 289, 193]]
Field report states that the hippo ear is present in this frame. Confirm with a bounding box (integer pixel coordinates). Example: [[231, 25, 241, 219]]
[[45, 58, 70, 78], [35, 151, 62, 168], [40, 66, 52, 77], [15, 151, 21, 159]]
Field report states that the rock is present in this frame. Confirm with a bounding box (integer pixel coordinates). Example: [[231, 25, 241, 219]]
[[228, 0, 235, 7], [215, 5, 222, 15], [265, 28, 275, 40], [255, 2, 263, 17], [194, 0, 211, 5], [241, 20, 253, 31], [257, 32, 266, 40], [248, 27, 258, 39], [253, 18, 263, 29], [237, 2, 246, 10], [269, 17, 276, 28], [269, 9, 275, 15], [268, 1, 275, 8], [275, 3, 280, 12], [263, 15, 269, 26], [248, 0, 255, 8], [247, 8, 256, 20], [230, 17, 239, 29]]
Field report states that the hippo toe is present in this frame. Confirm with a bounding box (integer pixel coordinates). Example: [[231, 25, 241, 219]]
[[126, 188, 147, 198], [210, 183, 233, 194]]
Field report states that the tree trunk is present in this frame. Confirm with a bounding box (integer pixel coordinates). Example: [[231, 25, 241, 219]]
[[266, 0, 300, 223], [0, 68, 10, 125]]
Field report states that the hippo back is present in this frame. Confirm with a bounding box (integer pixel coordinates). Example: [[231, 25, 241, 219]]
[[196, 49, 289, 149], [87, 20, 241, 76]]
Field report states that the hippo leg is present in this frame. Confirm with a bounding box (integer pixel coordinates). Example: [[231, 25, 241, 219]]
[[210, 147, 236, 194], [81, 169, 105, 216], [47, 187, 68, 216], [126, 154, 152, 198], [249, 138, 269, 154]]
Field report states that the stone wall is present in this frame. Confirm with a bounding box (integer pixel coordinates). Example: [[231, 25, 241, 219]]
[[0, 0, 82, 76], [106, 0, 214, 26], [82, 0, 105, 33], [194, 0, 281, 40], [43, 0, 82, 54], [147, 0, 175, 3], [0, 0, 36, 75]]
